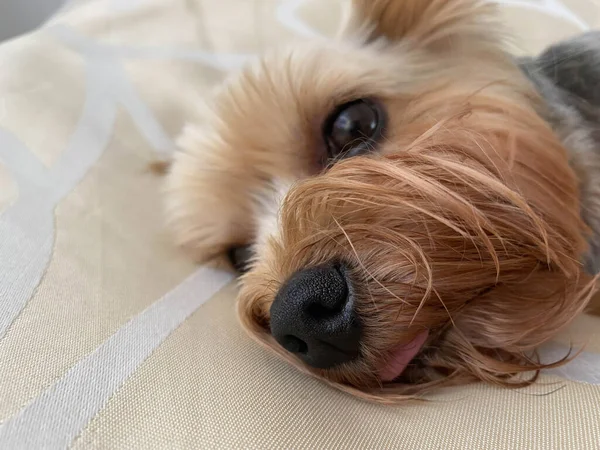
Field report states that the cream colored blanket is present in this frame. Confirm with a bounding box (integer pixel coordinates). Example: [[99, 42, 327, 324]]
[[0, 0, 599, 448]]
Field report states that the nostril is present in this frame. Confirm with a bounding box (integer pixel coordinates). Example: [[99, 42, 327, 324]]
[[281, 335, 308, 354], [269, 262, 361, 369], [306, 303, 341, 320]]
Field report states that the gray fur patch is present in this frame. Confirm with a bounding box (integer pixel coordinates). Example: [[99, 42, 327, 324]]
[[518, 32, 600, 274]]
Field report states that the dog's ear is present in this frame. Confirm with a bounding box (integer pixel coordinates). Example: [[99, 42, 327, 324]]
[[339, 0, 496, 51]]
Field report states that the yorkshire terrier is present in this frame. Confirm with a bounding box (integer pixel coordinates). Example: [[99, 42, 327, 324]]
[[165, 0, 599, 402]]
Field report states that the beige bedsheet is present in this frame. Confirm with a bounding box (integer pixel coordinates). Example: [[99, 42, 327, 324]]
[[0, 0, 599, 448]]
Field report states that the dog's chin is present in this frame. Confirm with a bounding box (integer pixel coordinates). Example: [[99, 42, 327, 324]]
[[246, 318, 430, 388]]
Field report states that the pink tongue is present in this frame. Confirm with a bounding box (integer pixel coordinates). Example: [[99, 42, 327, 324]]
[[379, 331, 429, 382]]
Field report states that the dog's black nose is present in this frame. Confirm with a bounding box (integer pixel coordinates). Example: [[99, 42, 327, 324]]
[[269, 263, 361, 369]]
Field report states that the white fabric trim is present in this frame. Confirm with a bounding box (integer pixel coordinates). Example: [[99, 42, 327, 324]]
[[0, 267, 234, 449], [495, 0, 589, 31], [541, 343, 600, 385]]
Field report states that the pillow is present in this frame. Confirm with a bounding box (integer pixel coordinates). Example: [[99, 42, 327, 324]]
[[0, 0, 598, 447]]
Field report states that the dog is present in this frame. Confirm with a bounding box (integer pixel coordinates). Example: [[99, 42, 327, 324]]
[[165, 0, 599, 402]]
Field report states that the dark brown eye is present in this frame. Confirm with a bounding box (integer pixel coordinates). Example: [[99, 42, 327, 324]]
[[324, 99, 385, 161]]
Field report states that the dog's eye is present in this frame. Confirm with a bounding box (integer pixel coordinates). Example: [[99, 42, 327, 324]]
[[324, 99, 385, 161]]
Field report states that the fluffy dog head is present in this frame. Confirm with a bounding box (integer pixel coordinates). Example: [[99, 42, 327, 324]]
[[166, 0, 596, 402]]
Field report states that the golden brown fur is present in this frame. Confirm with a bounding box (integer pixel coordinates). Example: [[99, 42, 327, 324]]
[[165, 0, 597, 403]]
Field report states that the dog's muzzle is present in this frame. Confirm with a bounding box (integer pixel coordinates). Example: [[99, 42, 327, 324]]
[[269, 262, 361, 369]]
